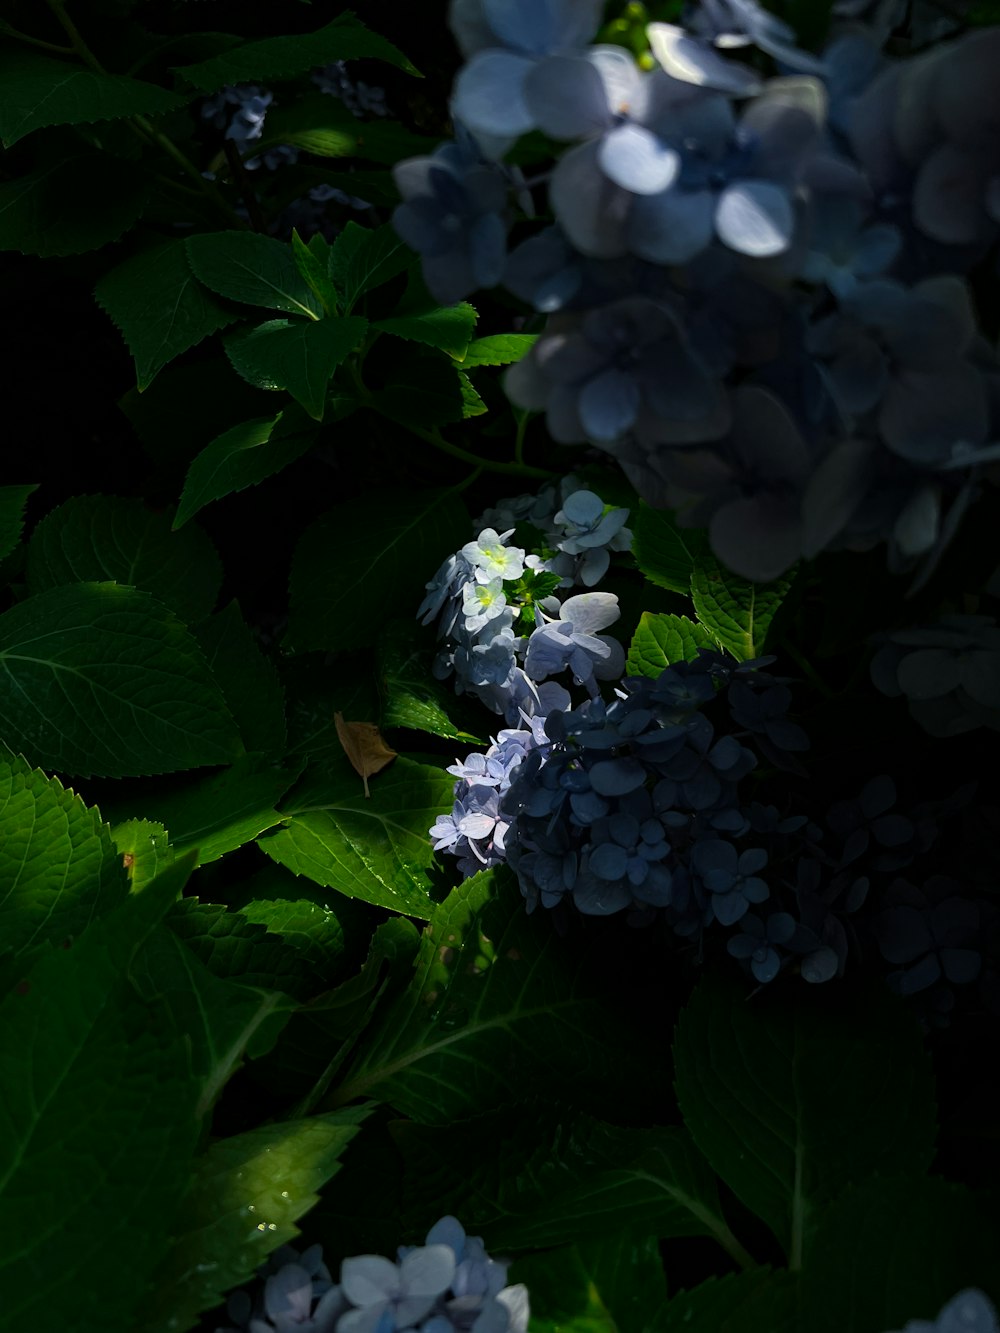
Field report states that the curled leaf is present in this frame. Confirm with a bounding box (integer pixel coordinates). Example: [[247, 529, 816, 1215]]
[[334, 713, 397, 797]]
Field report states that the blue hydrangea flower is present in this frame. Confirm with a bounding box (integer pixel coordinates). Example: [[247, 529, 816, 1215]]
[[504, 297, 730, 448], [727, 910, 797, 983], [551, 490, 632, 586], [848, 28, 1000, 247], [874, 878, 982, 997], [313, 61, 389, 118], [462, 528, 527, 582], [462, 578, 508, 635], [523, 592, 625, 696], [201, 86, 273, 146], [393, 132, 510, 305], [218, 1242, 345, 1333], [870, 615, 1000, 736], [691, 839, 769, 925], [886, 1287, 999, 1333], [826, 775, 915, 867], [683, 0, 826, 73], [449, 0, 606, 141], [620, 70, 830, 264], [338, 1246, 456, 1332], [219, 1223, 528, 1333]]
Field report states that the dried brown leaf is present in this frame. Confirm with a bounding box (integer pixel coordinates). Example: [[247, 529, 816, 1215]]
[[334, 712, 397, 797]]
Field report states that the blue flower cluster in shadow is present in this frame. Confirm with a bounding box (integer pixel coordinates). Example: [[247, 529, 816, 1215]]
[[217, 1217, 528, 1333], [390, 0, 1000, 588]]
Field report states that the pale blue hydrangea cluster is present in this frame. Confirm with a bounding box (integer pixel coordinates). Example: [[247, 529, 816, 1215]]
[[391, 0, 1000, 587], [423, 479, 634, 876], [418, 479, 632, 722], [217, 1217, 528, 1333], [870, 614, 1000, 736], [427, 520, 993, 996]]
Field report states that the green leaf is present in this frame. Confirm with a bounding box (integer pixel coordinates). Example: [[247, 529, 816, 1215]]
[[292, 228, 337, 314], [329, 221, 413, 314], [575, 1235, 670, 1333], [377, 620, 482, 743], [0, 854, 201, 1332], [0, 583, 241, 778], [0, 152, 148, 257], [398, 1110, 734, 1254], [372, 350, 487, 427], [194, 600, 286, 754], [283, 654, 380, 766], [257, 917, 419, 1108], [286, 488, 468, 653], [175, 12, 420, 89], [490, 1123, 730, 1252], [259, 755, 455, 917], [107, 756, 303, 866], [143, 1107, 373, 1333], [800, 1176, 1000, 1331], [402, 1103, 741, 1258], [626, 612, 716, 678], [166, 897, 323, 1001], [515, 1246, 618, 1333], [0, 753, 128, 986], [662, 1270, 799, 1333], [672, 976, 937, 1262], [461, 333, 538, 368], [0, 51, 185, 148], [186, 231, 323, 319], [95, 239, 238, 390], [131, 924, 298, 1115], [690, 553, 794, 661], [173, 409, 318, 528], [26, 493, 223, 622], [110, 817, 174, 892], [335, 870, 669, 1124], [632, 502, 708, 596], [119, 357, 277, 468], [224, 315, 368, 420], [0, 484, 37, 562], [255, 99, 437, 169], [236, 897, 349, 978], [374, 303, 478, 360]]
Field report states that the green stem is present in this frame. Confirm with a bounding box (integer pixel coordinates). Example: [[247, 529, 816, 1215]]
[[779, 637, 835, 701], [46, 0, 245, 228], [0, 22, 74, 54], [223, 140, 267, 233], [712, 1220, 757, 1274], [414, 422, 553, 479], [44, 0, 100, 69], [349, 364, 553, 480]]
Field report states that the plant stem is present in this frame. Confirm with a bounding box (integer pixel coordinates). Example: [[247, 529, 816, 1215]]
[[44, 0, 107, 70], [396, 418, 552, 479], [779, 636, 835, 700], [45, 0, 245, 228], [0, 22, 74, 55], [712, 1220, 757, 1273], [348, 363, 553, 480], [223, 140, 267, 233]]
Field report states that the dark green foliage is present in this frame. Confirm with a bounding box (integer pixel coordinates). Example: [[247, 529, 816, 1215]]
[[0, 6, 997, 1332]]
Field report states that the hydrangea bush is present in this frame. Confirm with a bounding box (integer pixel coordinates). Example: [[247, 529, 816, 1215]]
[[0, 1, 998, 1331]]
